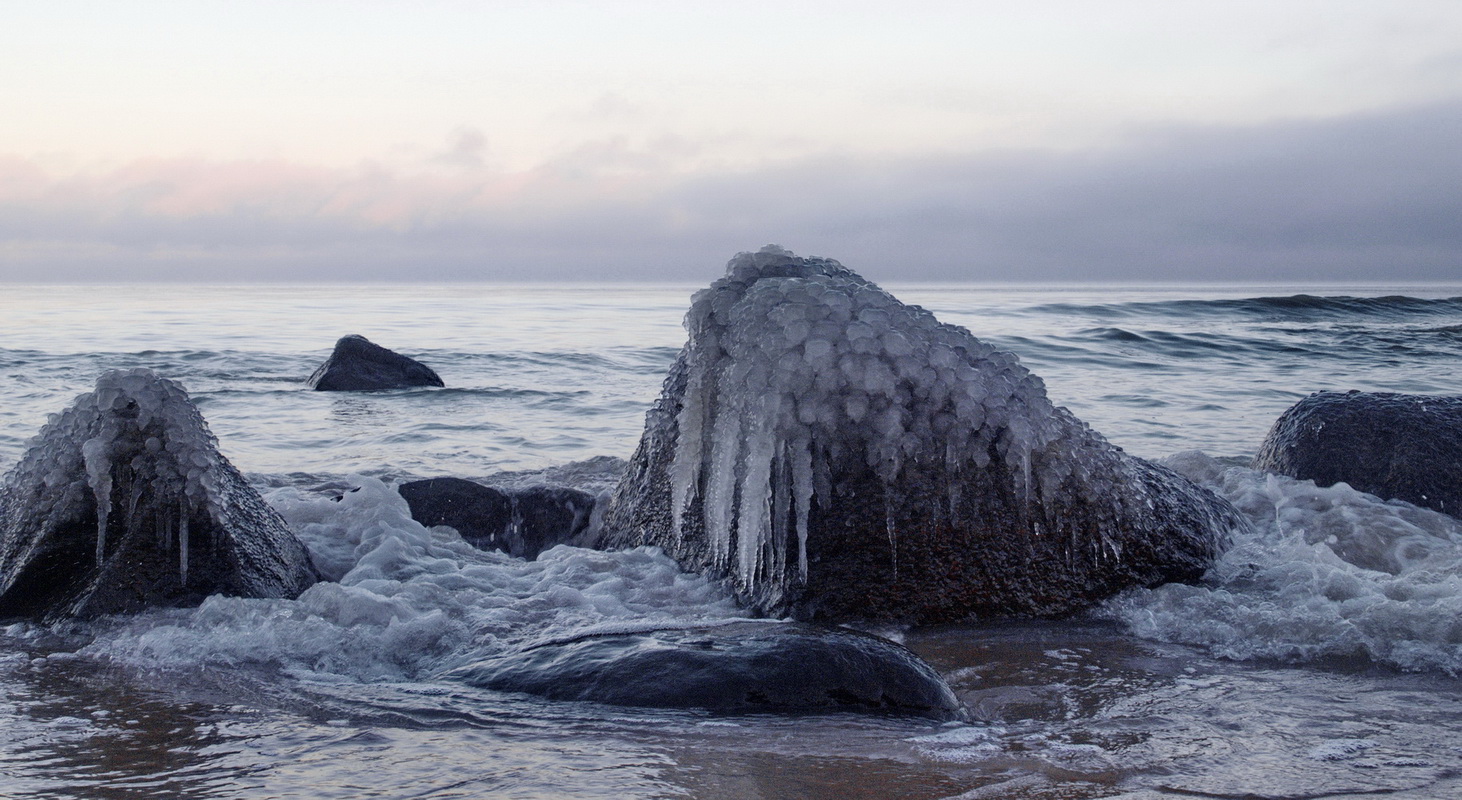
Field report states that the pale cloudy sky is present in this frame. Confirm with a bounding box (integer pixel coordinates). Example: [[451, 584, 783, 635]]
[[3, 1, 1461, 281]]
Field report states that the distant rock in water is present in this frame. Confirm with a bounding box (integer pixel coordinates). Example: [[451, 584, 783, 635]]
[[450, 621, 961, 719], [307, 334, 444, 391], [397, 477, 597, 558], [1252, 391, 1462, 518], [0, 369, 319, 620], [599, 246, 1246, 623]]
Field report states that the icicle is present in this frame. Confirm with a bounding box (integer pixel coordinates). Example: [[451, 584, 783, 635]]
[[128, 481, 143, 533], [703, 396, 744, 568], [669, 359, 710, 542], [93, 495, 109, 563], [770, 438, 791, 583], [81, 436, 111, 564], [1022, 444, 1033, 508], [735, 395, 779, 589], [178, 511, 189, 585], [885, 491, 898, 580], [791, 437, 814, 582]]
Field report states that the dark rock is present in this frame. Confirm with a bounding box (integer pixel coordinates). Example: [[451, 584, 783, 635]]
[[450, 621, 962, 719], [0, 369, 319, 620], [1252, 391, 1462, 517], [599, 246, 1246, 623], [397, 477, 597, 558], [307, 334, 444, 391]]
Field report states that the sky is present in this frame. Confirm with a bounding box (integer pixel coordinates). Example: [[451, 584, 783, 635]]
[[2, 1, 1461, 282]]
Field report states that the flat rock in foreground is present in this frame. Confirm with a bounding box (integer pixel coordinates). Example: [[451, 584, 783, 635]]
[[1252, 390, 1462, 518], [0, 369, 319, 619], [307, 334, 444, 391], [450, 621, 961, 719], [600, 246, 1246, 623]]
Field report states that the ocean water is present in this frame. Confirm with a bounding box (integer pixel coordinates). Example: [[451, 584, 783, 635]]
[[2, 280, 1462, 799]]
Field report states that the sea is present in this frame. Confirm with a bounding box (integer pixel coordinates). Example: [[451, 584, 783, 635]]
[[2, 279, 1461, 799]]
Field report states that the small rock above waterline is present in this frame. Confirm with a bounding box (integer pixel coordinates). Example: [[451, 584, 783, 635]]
[[397, 477, 597, 558], [449, 621, 963, 719], [307, 334, 444, 391], [1252, 390, 1462, 518]]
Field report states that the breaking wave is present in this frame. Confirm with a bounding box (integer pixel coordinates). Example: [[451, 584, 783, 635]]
[[1104, 451, 1462, 674]]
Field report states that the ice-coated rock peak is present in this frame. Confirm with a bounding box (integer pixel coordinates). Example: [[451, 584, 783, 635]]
[[0, 368, 318, 619], [601, 247, 1247, 622]]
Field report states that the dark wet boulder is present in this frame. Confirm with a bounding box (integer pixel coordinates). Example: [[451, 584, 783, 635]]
[[397, 477, 597, 558], [450, 621, 961, 719], [307, 334, 444, 391], [1252, 391, 1462, 518], [0, 369, 319, 620], [599, 246, 1247, 623]]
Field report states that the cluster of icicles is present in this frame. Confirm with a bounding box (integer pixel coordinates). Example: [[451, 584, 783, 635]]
[[17, 368, 223, 586], [664, 246, 1132, 593]]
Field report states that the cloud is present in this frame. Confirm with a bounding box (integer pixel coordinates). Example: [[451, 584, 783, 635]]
[[429, 127, 491, 170], [2, 100, 1461, 282]]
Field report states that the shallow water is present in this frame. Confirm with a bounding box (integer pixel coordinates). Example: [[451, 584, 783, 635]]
[[2, 278, 1462, 798]]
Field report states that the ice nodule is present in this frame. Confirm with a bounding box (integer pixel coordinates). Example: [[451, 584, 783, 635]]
[[600, 246, 1248, 623]]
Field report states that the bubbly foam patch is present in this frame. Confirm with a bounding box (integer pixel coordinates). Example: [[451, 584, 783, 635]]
[[1105, 451, 1462, 674], [73, 477, 745, 682]]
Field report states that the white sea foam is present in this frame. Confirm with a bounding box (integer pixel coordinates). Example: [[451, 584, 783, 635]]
[[73, 477, 746, 682], [1105, 451, 1462, 673]]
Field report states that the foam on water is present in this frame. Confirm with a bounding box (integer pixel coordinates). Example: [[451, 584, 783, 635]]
[[58, 477, 745, 682], [1105, 451, 1462, 673]]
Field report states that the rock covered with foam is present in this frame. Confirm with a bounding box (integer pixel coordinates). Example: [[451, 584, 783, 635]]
[[1252, 391, 1462, 519], [600, 246, 1246, 622], [307, 334, 444, 391], [0, 369, 319, 619]]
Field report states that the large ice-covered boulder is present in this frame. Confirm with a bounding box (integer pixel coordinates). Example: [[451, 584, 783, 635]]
[[307, 334, 444, 391], [599, 246, 1246, 623], [1252, 391, 1462, 518], [0, 369, 319, 620]]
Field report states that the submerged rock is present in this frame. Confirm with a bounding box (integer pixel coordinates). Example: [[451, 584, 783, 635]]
[[599, 246, 1246, 623], [1252, 391, 1462, 518], [450, 621, 961, 719], [397, 477, 597, 558], [0, 369, 319, 620], [307, 334, 444, 391]]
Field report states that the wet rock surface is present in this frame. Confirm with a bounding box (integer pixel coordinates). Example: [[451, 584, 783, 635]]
[[450, 620, 962, 719], [307, 334, 444, 391], [397, 477, 597, 558], [1252, 390, 1462, 518], [600, 246, 1246, 623], [0, 369, 319, 620]]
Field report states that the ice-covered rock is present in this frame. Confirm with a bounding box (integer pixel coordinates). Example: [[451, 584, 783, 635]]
[[0, 369, 319, 619], [450, 620, 961, 719], [1252, 391, 1462, 519], [307, 334, 444, 391], [599, 246, 1246, 622], [396, 477, 598, 558]]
